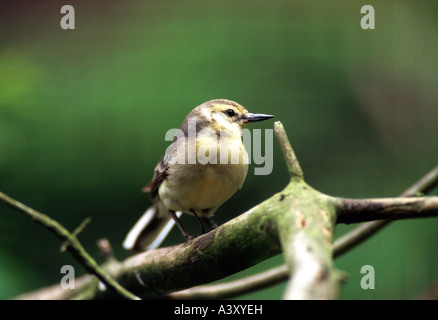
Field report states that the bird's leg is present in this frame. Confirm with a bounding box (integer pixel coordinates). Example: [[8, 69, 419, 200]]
[[200, 217, 219, 230], [169, 210, 190, 240], [190, 209, 205, 234]]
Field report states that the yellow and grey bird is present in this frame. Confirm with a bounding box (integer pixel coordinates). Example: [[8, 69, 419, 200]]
[[123, 99, 274, 251]]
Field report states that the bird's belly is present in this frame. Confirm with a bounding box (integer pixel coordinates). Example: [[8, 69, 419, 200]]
[[159, 163, 248, 217]]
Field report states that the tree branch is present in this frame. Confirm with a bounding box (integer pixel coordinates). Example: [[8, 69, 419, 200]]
[[272, 124, 346, 299], [333, 165, 438, 257], [167, 165, 438, 299], [6, 122, 438, 300], [277, 162, 345, 299], [402, 165, 438, 196], [273, 121, 303, 179], [14, 274, 94, 300], [95, 201, 282, 298], [335, 196, 438, 224], [0, 191, 141, 300], [166, 264, 289, 299]]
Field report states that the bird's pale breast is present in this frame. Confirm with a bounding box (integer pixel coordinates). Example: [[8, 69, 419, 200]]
[[159, 139, 248, 217]]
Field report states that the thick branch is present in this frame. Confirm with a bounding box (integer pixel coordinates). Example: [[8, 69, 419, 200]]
[[7, 122, 438, 300], [167, 165, 438, 299], [96, 200, 281, 298], [334, 165, 438, 257], [273, 121, 345, 299], [402, 165, 438, 196], [10, 179, 438, 300], [336, 197, 438, 224], [276, 182, 346, 299]]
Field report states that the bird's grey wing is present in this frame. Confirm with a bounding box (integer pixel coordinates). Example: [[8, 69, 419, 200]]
[[142, 150, 172, 199]]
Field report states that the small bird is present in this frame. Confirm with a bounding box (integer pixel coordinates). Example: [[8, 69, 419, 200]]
[[123, 99, 274, 251]]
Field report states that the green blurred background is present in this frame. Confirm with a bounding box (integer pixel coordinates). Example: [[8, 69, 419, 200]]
[[1, 0, 437, 299]]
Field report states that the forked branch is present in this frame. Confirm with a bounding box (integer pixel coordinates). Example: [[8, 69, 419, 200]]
[[3, 122, 437, 300]]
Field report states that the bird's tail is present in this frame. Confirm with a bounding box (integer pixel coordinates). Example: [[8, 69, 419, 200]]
[[123, 203, 182, 251]]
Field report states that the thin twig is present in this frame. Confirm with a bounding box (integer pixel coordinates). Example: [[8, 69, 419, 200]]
[[0, 191, 141, 300], [6, 127, 438, 300], [97, 238, 116, 263], [166, 264, 289, 299], [274, 121, 303, 179], [402, 165, 438, 196], [60, 217, 91, 252]]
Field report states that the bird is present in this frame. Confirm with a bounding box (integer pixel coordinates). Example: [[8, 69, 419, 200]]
[[123, 99, 274, 251]]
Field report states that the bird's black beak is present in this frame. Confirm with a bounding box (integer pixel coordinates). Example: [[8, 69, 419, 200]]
[[246, 113, 275, 123]]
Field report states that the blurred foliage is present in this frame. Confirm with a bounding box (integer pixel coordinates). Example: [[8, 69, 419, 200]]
[[0, 0, 437, 299]]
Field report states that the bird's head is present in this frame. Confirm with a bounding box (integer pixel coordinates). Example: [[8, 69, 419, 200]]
[[189, 99, 274, 135]]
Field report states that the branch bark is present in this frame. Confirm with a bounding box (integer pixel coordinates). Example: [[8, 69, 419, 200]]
[[333, 165, 438, 257], [336, 197, 438, 224], [5, 122, 438, 300], [273, 122, 346, 299], [167, 164, 438, 299], [0, 191, 140, 300], [166, 264, 289, 299], [97, 200, 281, 298]]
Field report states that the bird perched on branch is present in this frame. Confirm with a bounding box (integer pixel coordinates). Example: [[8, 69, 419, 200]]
[[123, 99, 274, 251]]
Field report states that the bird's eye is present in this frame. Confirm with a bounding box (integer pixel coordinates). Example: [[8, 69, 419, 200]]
[[225, 109, 236, 117]]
